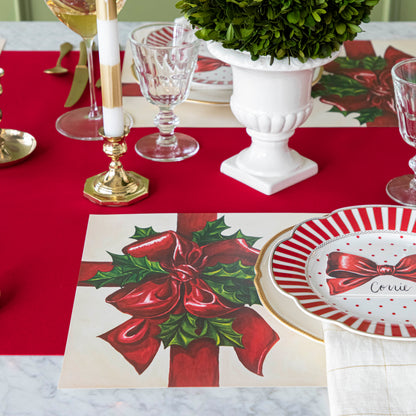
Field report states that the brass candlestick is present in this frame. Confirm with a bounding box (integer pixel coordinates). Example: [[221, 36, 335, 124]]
[[0, 130, 12, 162], [84, 127, 149, 206]]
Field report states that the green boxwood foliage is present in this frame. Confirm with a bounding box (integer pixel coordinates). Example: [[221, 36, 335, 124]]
[[176, 0, 381, 62]]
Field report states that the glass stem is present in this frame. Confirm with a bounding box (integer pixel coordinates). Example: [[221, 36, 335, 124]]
[[84, 38, 101, 120], [409, 154, 416, 189], [155, 108, 179, 146]]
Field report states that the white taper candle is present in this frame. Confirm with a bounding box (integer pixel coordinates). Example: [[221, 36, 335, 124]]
[[96, 0, 124, 137]]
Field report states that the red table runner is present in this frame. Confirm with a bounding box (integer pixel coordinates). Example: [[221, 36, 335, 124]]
[[0, 51, 408, 355]]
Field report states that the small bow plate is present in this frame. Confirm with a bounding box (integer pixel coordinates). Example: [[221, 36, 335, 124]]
[[271, 205, 416, 340]]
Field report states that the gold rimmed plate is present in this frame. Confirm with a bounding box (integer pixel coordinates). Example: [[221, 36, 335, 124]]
[[0, 129, 37, 168], [131, 63, 231, 106], [255, 227, 324, 343], [271, 205, 416, 340], [187, 88, 231, 105]]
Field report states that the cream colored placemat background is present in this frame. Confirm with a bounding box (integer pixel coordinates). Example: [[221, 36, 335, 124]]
[[60, 212, 326, 388], [122, 39, 416, 129]]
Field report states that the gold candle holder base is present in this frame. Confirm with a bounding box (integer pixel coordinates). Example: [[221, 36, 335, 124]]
[[84, 127, 149, 207], [0, 129, 37, 168]]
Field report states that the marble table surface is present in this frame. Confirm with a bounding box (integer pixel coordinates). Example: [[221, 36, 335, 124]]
[[0, 20, 415, 416], [1, 20, 416, 51]]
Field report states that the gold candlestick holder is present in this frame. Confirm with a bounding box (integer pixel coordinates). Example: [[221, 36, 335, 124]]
[[0, 68, 37, 168], [84, 127, 149, 206]]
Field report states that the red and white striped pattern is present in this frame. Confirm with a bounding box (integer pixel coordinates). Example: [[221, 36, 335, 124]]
[[192, 74, 232, 86], [147, 26, 175, 47], [147, 28, 233, 87], [272, 205, 416, 339]]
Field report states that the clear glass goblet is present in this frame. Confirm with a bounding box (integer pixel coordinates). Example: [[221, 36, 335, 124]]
[[44, 0, 126, 140], [129, 23, 200, 162], [387, 58, 416, 206]]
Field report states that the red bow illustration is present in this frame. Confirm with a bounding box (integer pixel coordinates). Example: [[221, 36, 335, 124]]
[[314, 41, 414, 126], [99, 231, 279, 378], [196, 55, 229, 73], [326, 252, 416, 295]]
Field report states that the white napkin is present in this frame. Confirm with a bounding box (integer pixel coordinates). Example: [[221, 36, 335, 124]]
[[324, 323, 416, 415]]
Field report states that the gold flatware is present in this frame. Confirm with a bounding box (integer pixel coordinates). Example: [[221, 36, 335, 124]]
[[65, 42, 88, 107], [44, 42, 73, 75]]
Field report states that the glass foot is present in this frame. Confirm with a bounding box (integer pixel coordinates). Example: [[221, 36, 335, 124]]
[[135, 133, 199, 162], [56, 107, 103, 141], [386, 174, 416, 206], [56, 108, 133, 141]]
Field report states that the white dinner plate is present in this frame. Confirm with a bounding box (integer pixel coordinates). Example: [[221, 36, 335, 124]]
[[187, 88, 231, 105], [130, 57, 231, 105], [191, 42, 233, 90], [146, 27, 232, 90], [271, 205, 416, 340]]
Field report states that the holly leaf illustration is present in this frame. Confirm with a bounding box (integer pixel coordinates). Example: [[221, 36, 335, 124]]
[[329, 106, 383, 125], [192, 217, 230, 246], [158, 313, 244, 349], [312, 74, 368, 98], [362, 56, 386, 71], [336, 56, 386, 71], [199, 317, 244, 348], [130, 226, 158, 240], [354, 107, 384, 124], [158, 313, 199, 348], [226, 230, 261, 247], [86, 253, 167, 288], [202, 261, 261, 306], [203, 260, 256, 281], [192, 216, 260, 247], [328, 106, 349, 117], [204, 276, 260, 306]]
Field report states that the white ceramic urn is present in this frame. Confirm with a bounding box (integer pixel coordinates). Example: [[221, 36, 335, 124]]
[[207, 42, 339, 195]]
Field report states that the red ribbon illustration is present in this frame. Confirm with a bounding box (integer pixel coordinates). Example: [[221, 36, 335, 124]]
[[326, 252, 416, 295], [314, 41, 414, 127], [87, 219, 279, 386], [195, 55, 229, 73]]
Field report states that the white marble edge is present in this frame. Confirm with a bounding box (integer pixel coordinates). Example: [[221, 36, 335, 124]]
[[0, 21, 414, 416], [0, 21, 416, 51], [0, 355, 329, 416], [0, 21, 145, 51]]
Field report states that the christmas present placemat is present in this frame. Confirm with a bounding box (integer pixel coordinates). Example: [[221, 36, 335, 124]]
[[59, 212, 326, 388], [122, 39, 416, 129]]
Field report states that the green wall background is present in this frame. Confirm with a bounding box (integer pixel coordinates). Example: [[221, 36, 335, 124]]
[[1, 0, 416, 22], [1, 0, 181, 21]]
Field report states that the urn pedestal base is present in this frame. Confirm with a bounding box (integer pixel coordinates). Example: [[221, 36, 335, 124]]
[[207, 41, 339, 196], [221, 150, 317, 195]]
